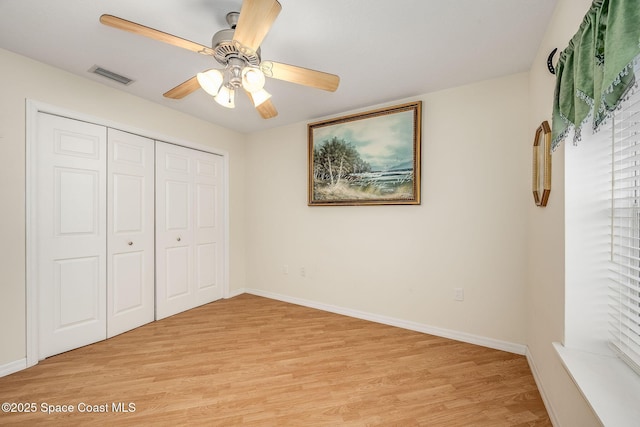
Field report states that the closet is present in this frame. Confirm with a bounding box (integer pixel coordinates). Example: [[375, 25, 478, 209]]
[[155, 142, 223, 320], [34, 112, 224, 359]]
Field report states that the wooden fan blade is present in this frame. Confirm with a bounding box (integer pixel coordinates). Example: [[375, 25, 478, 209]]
[[100, 14, 214, 56], [255, 99, 278, 119], [163, 76, 200, 99], [261, 61, 340, 92], [256, 99, 278, 119], [246, 91, 278, 119], [233, 0, 282, 53]]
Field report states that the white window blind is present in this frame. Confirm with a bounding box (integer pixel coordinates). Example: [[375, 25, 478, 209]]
[[610, 85, 640, 375]]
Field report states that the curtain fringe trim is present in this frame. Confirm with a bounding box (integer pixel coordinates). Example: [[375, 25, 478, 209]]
[[552, 56, 640, 150]]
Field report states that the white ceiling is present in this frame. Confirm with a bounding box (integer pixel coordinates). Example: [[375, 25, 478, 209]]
[[0, 0, 558, 134]]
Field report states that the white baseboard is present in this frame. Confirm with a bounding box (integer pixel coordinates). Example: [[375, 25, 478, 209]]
[[225, 287, 246, 299], [0, 358, 27, 378], [526, 347, 559, 426], [245, 288, 527, 355]]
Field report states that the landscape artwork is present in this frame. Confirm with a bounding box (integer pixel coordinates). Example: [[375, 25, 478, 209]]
[[308, 101, 421, 206]]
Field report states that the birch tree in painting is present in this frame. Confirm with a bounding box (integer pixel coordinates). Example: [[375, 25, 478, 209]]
[[314, 137, 371, 186]]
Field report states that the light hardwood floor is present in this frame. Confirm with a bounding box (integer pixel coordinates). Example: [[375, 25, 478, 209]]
[[0, 294, 550, 426]]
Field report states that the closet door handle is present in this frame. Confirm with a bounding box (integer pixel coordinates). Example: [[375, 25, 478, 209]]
[[128, 241, 133, 246], [176, 237, 181, 242]]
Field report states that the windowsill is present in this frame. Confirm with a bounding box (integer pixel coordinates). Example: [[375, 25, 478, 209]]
[[553, 342, 640, 426]]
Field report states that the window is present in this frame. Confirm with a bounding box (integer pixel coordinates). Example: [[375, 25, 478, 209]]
[[558, 67, 640, 427], [610, 87, 640, 374]]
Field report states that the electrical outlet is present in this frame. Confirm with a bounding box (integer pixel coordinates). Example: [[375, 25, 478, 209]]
[[454, 288, 464, 301], [282, 265, 289, 275], [300, 267, 306, 277]]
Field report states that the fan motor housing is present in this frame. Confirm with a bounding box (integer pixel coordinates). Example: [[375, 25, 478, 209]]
[[211, 29, 261, 67]]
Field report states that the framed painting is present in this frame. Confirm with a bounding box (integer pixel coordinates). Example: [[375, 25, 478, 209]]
[[308, 101, 422, 206]]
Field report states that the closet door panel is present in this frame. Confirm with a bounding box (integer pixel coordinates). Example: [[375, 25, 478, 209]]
[[113, 174, 143, 232], [165, 246, 191, 298], [156, 142, 195, 319], [56, 168, 100, 234], [194, 152, 223, 304], [195, 183, 216, 293], [55, 256, 101, 327], [37, 113, 107, 359], [111, 251, 144, 311], [156, 142, 223, 319], [107, 129, 155, 338], [196, 242, 217, 290], [166, 181, 190, 230]]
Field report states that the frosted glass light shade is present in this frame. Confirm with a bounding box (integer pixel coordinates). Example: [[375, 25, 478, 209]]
[[196, 69, 223, 96], [214, 86, 235, 108], [251, 88, 272, 107], [241, 67, 266, 93]]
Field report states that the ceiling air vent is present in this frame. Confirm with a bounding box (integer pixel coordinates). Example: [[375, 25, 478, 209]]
[[89, 65, 134, 85]]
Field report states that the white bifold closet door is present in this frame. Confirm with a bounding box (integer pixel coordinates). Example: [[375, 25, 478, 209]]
[[37, 113, 108, 359], [106, 129, 155, 338], [35, 114, 224, 358], [37, 115, 155, 359], [155, 142, 223, 320]]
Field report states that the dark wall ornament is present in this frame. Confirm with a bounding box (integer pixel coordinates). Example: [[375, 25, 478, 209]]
[[547, 48, 558, 75]]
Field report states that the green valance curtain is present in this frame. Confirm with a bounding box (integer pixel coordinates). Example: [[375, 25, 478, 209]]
[[552, 0, 640, 149]]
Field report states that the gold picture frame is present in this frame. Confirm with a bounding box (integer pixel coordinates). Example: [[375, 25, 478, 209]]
[[308, 101, 422, 206], [532, 120, 551, 207]]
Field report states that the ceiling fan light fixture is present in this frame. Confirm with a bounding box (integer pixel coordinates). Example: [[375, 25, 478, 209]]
[[251, 88, 272, 107], [241, 66, 266, 93], [197, 69, 223, 96], [215, 85, 236, 108], [101, 1, 339, 120]]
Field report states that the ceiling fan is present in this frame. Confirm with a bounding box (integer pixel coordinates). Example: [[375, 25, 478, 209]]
[[100, 0, 340, 119]]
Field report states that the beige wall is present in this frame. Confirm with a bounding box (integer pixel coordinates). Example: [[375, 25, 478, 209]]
[[244, 73, 531, 345], [526, 0, 600, 425], [0, 48, 247, 366]]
